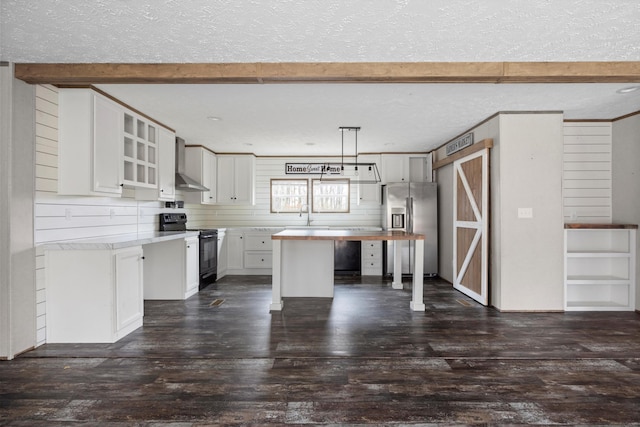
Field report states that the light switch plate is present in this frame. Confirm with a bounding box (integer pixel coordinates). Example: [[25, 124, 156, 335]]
[[518, 207, 533, 219]]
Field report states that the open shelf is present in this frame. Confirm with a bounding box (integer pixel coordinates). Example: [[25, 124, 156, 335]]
[[564, 227, 636, 311]]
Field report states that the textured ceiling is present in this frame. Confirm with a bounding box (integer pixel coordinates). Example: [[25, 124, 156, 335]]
[[2, 0, 640, 63], [3, 1, 640, 154], [96, 82, 640, 155]]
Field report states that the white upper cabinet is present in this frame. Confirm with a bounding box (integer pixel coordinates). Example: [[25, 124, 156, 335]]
[[58, 89, 123, 196], [381, 154, 429, 183], [59, 88, 168, 197], [184, 146, 216, 205], [216, 155, 256, 205], [136, 127, 176, 201], [356, 154, 382, 204]]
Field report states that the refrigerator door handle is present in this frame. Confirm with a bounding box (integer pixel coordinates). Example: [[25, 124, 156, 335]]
[[406, 197, 413, 233]]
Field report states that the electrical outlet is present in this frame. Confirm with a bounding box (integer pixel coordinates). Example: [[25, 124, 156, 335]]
[[518, 207, 533, 219]]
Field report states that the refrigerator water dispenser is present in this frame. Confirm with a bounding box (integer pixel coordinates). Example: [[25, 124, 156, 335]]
[[391, 210, 405, 229]]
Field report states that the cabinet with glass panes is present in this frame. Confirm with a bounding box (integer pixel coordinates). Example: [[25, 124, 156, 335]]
[[123, 112, 158, 189]]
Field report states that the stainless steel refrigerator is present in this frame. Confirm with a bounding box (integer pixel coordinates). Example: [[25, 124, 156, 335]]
[[382, 182, 438, 277]]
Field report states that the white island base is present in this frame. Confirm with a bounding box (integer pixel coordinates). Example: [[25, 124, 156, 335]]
[[270, 230, 425, 312]]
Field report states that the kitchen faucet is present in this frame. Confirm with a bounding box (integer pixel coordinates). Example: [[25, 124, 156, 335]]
[[299, 204, 311, 226]]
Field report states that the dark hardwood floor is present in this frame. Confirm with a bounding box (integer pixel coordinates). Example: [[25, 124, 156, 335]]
[[2, 276, 640, 426]]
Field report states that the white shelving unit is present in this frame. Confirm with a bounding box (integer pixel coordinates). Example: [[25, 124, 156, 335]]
[[564, 225, 637, 311]]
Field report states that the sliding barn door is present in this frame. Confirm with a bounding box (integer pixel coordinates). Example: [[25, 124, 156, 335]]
[[453, 149, 489, 305]]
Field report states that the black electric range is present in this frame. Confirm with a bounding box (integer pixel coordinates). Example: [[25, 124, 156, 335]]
[[159, 213, 218, 290]]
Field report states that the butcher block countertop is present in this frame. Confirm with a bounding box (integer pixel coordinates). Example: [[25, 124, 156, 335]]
[[564, 223, 638, 230], [272, 229, 424, 241]]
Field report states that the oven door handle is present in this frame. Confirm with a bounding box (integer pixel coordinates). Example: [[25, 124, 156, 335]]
[[199, 235, 217, 239]]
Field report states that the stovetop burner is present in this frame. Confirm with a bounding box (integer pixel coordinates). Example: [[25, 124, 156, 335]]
[[187, 228, 218, 236]]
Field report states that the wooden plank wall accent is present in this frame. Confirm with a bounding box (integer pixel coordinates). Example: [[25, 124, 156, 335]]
[[204, 157, 382, 229], [563, 122, 612, 224], [34, 84, 58, 345]]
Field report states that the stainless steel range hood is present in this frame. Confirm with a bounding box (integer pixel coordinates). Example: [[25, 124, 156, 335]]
[[175, 137, 209, 192]]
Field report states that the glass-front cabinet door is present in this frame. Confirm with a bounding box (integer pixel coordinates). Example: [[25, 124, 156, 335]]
[[123, 112, 158, 188]]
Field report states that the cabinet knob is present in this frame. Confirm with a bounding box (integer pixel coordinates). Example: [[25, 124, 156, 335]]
[[120, 183, 124, 187], [141, 256, 145, 260], [161, 189, 164, 192]]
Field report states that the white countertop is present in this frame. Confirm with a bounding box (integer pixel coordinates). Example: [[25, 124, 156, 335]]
[[42, 231, 200, 251]]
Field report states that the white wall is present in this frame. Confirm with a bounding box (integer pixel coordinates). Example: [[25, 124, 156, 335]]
[[497, 113, 565, 311], [611, 112, 640, 310], [1, 66, 36, 359], [435, 112, 565, 311]]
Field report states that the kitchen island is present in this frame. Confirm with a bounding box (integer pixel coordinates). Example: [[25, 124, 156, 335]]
[[270, 229, 426, 312]]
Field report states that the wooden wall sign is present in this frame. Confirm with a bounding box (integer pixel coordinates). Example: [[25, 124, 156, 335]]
[[285, 163, 342, 175], [446, 132, 474, 156]]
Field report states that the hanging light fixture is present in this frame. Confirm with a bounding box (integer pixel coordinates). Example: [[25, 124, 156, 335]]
[[319, 126, 380, 183]]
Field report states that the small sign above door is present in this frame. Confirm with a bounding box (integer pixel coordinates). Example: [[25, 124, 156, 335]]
[[446, 133, 474, 156]]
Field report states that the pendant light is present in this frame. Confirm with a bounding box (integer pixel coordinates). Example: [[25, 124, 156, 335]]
[[318, 126, 380, 183]]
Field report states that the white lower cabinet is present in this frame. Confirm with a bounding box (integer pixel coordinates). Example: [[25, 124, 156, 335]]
[[244, 252, 273, 269], [225, 228, 283, 275], [243, 232, 273, 271], [226, 231, 244, 270], [361, 241, 382, 275], [185, 237, 200, 297], [564, 225, 637, 311], [45, 246, 144, 343], [217, 229, 228, 279], [143, 237, 200, 300]]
